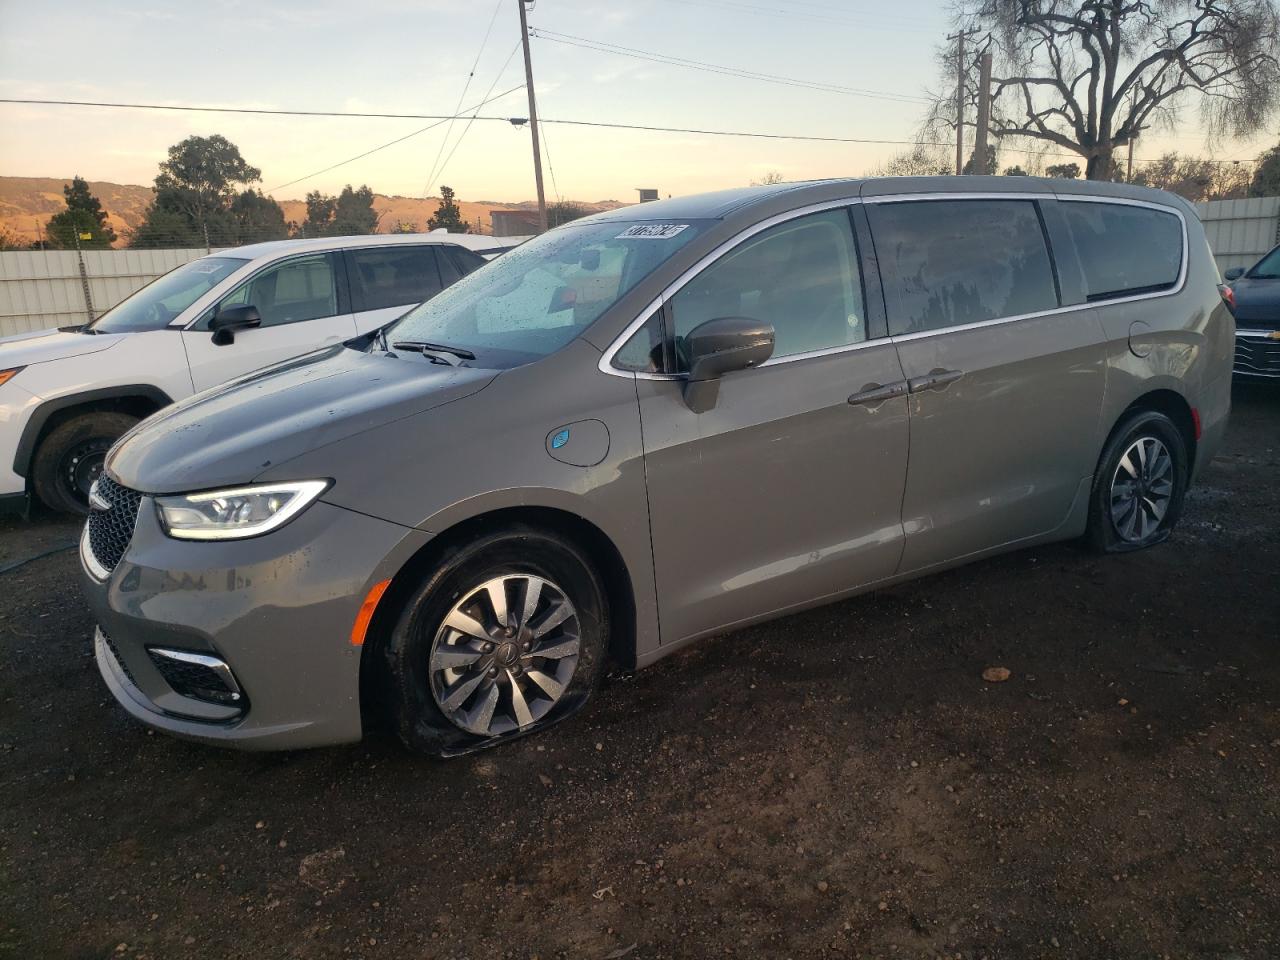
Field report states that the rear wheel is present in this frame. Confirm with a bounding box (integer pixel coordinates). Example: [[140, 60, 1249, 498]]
[[1087, 410, 1188, 553], [30, 411, 139, 515], [383, 525, 608, 756]]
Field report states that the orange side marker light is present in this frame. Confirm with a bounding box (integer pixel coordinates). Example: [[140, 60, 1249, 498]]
[[350, 579, 391, 646]]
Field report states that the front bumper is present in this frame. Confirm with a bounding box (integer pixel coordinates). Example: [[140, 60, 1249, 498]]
[[80, 492, 429, 750], [1233, 330, 1280, 380]]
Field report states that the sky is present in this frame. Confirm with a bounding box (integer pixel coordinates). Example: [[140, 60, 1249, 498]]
[[0, 0, 1272, 204]]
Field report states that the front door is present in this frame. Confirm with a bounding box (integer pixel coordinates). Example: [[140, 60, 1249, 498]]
[[865, 196, 1106, 572], [633, 206, 911, 644], [181, 252, 356, 392]]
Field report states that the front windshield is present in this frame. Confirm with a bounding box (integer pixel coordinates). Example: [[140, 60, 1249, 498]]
[[385, 219, 705, 365], [90, 256, 248, 333], [1248, 246, 1280, 279]]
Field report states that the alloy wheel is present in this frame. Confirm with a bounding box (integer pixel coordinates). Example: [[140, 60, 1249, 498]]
[[428, 574, 580, 736], [1109, 435, 1174, 543]]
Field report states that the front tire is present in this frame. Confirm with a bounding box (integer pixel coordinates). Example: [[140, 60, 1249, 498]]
[[383, 525, 609, 756], [1087, 410, 1189, 553], [30, 411, 139, 515]]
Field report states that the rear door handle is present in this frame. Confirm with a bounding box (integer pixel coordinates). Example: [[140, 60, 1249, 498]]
[[907, 368, 964, 393], [848, 380, 908, 406]]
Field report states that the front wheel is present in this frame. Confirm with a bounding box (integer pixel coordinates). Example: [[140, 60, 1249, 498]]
[[1087, 410, 1189, 553], [30, 411, 139, 515], [383, 526, 609, 756]]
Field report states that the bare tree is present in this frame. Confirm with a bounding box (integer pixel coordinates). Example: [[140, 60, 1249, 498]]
[[928, 0, 1280, 179], [750, 170, 786, 186], [869, 145, 955, 177], [1133, 151, 1253, 198]]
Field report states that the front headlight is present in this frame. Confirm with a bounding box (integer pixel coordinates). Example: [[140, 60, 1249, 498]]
[[155, 480, 330, 541]]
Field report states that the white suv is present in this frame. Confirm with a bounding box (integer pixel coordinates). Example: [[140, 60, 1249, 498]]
[[0, 233, 504, 514]]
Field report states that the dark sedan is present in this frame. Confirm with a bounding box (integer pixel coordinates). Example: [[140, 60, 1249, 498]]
[[1226, 243, 1280, 381]]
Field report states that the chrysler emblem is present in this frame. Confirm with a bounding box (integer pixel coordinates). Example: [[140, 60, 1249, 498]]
[[88, 479, 111, 512]]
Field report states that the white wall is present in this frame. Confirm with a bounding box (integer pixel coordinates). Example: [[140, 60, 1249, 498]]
[[1195, 197, 1280, 274], [0, 248, 210, 338]]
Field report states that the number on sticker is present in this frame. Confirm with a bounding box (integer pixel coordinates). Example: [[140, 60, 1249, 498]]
[[615, 224, 690, 240]]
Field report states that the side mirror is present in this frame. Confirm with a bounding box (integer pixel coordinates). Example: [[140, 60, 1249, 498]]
[[1223, 267, 1245, 281], [209, 305, 262, 346], [681, 316, 774, 413]]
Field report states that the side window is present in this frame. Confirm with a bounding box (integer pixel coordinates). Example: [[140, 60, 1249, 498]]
[[669, 208, 866, 369], [217, 254, 338, 328], [867, 200, 1058, 336], [613, 312, 666, 373], [1060, 201, 1183, 301], [346, 247, 443, 312], [442, 246, 488, 282]]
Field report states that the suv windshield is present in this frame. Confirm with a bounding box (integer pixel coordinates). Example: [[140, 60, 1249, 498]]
[[384, 220, 705, 366], [90, 256, 248, 333], [1247, 246, 1280, 280]]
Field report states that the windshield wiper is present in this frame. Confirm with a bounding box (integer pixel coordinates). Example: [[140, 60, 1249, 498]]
[[391, 340, 476, 362]]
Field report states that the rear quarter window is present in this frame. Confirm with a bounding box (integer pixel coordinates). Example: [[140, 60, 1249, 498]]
[[1060, 201, 1183, 302]]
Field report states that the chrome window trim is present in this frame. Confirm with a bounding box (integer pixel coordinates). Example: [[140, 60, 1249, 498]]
[[598, 191, 1190, 378]]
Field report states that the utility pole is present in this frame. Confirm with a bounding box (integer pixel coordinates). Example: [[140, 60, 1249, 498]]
[[974, 49, 992, 175], [1126, 137, 1135, 182], [947, 28, 978, 175], [517, 0, 548, 233]]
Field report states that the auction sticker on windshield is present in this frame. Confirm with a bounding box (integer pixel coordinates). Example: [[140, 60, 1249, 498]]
[[615, 224, 690, 240]]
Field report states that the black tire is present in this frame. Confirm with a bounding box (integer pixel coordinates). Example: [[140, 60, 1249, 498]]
[[30, 411, 139, 515], [382, 525, 609, 756], [1087, 409, 1189, 553]]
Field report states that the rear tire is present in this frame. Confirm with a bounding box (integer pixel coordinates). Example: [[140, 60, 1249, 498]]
[[30, 411, 139, 515], [382, 525, 609, 756], [1087, 410, 1188, 553]]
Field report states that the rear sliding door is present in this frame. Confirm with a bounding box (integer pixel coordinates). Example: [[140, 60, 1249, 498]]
[[865, 196, 1106, 572]]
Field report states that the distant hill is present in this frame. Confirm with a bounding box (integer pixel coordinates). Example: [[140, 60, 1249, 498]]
[[0, 176, 625, 246]]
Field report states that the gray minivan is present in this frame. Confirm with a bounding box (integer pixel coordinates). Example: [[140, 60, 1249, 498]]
[[80, 176, 1233, 755]]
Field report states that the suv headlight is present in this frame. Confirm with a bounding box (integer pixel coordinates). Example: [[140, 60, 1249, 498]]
[[155, 480, 329, 541], [0, 367, 24, 388]]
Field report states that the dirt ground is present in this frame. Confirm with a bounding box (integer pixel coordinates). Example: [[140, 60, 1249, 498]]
[[1, 386, 1277, 960]]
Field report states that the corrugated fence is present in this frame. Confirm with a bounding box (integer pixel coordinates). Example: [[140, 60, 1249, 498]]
[[1195, 197, 1280, 275], [2, 198, 1278, 339], [0, 247, 210, 338]]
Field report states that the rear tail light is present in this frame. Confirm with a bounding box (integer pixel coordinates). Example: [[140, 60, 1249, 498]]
[[1218, 283, 1236, 314]]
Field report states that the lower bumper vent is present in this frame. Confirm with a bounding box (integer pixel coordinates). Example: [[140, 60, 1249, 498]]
[[147, 648, 244, 706]]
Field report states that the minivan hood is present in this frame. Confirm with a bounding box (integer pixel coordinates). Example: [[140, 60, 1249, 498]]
[[0, 327, 120, 369], [106, 345, 498, 494]]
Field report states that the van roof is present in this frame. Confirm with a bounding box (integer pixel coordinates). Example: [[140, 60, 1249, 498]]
[[577, 175, 1194, 225], [220, 232, 516, 261]]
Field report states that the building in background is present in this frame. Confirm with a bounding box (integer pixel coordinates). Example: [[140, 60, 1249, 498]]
[[489, 210, 543, 237], [637, 188, 660, 203]]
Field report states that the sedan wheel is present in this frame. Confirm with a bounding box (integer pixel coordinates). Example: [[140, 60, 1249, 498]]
[[429, 574, 582, 736]]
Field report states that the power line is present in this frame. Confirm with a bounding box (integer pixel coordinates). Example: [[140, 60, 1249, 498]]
[[0, 97, 520, 121], [265, 85, 525, 193], [425, 42, 523, 199], [3, 96, 1259, 165], [530, 28, 930, 104], [423, 0, 505, 199]]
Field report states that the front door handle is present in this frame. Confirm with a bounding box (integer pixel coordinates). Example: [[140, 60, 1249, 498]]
[[907, 368, 964, 393], [848, 380, 908, 406]]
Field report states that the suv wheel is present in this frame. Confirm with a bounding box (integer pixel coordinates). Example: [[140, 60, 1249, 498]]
[[30, 412, 139, 515], [1087, 410, 1189, 553], [383, 525, 608, 756]]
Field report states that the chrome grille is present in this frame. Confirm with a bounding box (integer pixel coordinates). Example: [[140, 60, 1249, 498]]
[[1235, 336, 1280, 377], [86, 476, 143, 575]]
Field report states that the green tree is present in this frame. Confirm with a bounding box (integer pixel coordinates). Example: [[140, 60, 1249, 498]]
[[0, 227, 27, 250], [962, 144, 998, 175], [230, 189, 288, 244], [392, 219, 417, 234], [548, 201, 591, 228], [1252, 143, 1280, 196], [132, 135, 285, 247], [296, 185, 379, 237], [1132, 152, 1252, 201], [1045, 162, 1081, 179], [45, 177, 117, 249], [1003, 165, 1029, 176], [426, 185, 469, 232]]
